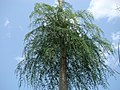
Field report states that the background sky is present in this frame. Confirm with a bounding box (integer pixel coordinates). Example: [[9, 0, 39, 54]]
[[0, 0, 120, 90]]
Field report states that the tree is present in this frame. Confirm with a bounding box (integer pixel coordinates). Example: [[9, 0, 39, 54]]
[[16, 1, 115, 90]]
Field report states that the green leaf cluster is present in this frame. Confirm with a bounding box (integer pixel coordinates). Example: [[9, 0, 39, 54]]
[[16, 2, 114, 90]]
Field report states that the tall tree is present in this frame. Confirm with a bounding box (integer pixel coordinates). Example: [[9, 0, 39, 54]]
[[16, 1, 115, 90]]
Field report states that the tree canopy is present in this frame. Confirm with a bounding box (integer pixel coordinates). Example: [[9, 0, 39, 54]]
[[16, 2, 115, 90]]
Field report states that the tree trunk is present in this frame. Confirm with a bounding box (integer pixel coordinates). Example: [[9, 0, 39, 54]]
[[58, 0, 63, 7], [59, 47, 68, 90], [58, 0, 67, 89]]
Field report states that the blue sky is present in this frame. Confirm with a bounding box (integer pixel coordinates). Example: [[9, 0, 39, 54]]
[[0, 0, 120, 90]]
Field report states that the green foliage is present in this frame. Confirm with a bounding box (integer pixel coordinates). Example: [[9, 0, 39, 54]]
[[16, 2, 114, 90]]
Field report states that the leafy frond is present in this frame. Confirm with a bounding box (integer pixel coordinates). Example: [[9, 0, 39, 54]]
[[16, 2, 115, 90]]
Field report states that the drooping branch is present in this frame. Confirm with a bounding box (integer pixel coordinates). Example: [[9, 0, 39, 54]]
[[16, 2, 115, 90]]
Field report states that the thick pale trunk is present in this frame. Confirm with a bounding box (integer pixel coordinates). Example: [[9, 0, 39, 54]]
[[58, 0, 63, 7], [59, 47, 68, 90]]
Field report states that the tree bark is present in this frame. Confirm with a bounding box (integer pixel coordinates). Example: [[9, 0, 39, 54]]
[[58, 0, 67, 89], [59, 47, 68, 90], [58, 0, 63, 7]]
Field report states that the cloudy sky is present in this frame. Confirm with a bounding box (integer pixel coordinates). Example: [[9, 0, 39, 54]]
[[88, 0, 120, 20], [0, 0, 120, 90]]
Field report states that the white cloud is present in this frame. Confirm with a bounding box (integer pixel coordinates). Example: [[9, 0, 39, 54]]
[[88, 0, 120, 21], [54, 0, 59, 5], [15, 56, 24, 62], [108, 31, 120, 68], [4, 19, 10, 27], [111, 31, 120, 41]]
